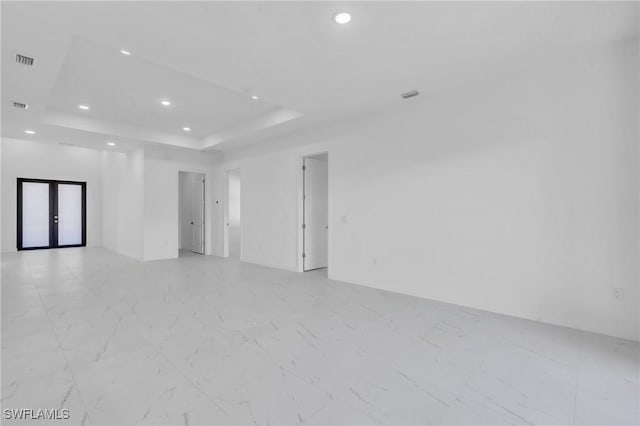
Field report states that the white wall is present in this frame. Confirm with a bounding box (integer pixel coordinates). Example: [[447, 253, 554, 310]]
[[0, 139, 218, 263], [224, 153, 299, 270], [102, 149, 218, 261], [1, 138, 103, 252], [143, 158, 178, 260], [102, 149, 144, 260], [221, 42, 639, 340], [143, 150, 218, 261]]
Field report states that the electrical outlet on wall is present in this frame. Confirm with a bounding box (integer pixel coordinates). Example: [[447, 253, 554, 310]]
[[612, 288, 624, 301]]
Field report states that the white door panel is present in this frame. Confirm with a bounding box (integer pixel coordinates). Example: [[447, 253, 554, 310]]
[[304, 158, 328, 271], [192, 176, 205, 254]]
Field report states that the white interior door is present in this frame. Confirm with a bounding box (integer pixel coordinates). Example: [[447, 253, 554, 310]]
[[304, 157, 328, 271], [227, 170, 241, 258], [191, 175, 205, 254]]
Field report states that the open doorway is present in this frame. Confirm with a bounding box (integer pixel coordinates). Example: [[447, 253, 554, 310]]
[[178, 171, 205, 256], [302, 153, 328, 271], [226, 169, 241, 259]]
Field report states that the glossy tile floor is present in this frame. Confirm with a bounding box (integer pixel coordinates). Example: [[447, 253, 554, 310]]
[[2, 248, 638, 426]]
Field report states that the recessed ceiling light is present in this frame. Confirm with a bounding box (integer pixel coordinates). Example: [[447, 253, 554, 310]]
[[183, 127, 191, 132], [251, 95, 259, 100], [160, 99, 171, 107], [24, 130, 36, 135], [78, 104, 90, 110], [120, 50, 131, 56], [107, 142, 116, 146], [333, 12, 351, 24]]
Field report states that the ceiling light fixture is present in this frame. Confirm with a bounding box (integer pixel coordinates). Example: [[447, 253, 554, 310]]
[[333, 12, 352, 24], [160, 99, 171, 107], [251, 95, 259, 100], [24, 130, 36, 135], [120, 50, 131, 56], [78, 104, 90, 110], [183, 127, 191, 132], [107, 142, 116, 146]]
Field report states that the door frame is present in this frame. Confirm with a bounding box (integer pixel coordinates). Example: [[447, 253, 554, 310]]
[[297, 151, 330, 273], [178, 170, 210, 256], [17, 178, 87, 251]]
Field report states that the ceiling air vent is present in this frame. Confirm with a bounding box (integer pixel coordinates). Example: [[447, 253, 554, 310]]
[[401, 90, 419, 99], [12, 101, 29, 110], [15, 54, 34, 66]]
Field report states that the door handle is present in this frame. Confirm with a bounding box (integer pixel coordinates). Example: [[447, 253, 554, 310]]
[[190, 221, 194, 225]]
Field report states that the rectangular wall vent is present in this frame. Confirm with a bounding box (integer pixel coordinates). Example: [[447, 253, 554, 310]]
[[12, 101, 29, 110], [15, 54, 34, 66], [401, 90, 420, 99]]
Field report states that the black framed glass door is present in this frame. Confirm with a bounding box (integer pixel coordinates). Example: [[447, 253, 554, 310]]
[[17, 178, 86, 250]]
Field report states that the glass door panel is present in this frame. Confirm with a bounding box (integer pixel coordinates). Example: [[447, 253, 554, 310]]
[[57, 184, 83, 246], [21, 182, 50, 248], [18, 179, 86, 250]]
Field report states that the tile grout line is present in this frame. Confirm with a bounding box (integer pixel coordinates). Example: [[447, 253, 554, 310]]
[[77, 261, 233, 419], [8, 249, 638, 426], [23, 256, 95, 426], [571, 364, 580, 425]]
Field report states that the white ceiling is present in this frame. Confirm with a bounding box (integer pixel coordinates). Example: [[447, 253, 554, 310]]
[[48, 37, 284, 140], [1, 1, 638, 154]]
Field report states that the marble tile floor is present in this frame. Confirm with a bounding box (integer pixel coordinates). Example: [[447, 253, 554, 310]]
[[1, 248, 638, 426]]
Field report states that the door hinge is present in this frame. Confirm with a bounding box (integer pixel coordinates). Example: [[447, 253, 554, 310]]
[[302, 223, 306, 229], [302, 165, 306, 171], [302, 194, 306, 201], [302, 252, 306, 258]]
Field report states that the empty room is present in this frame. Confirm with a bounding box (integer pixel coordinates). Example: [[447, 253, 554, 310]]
[[1, 2, 638, 425]]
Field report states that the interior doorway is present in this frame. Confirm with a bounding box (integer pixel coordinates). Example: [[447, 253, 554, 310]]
[[17, 178, 86, 250], [178, 171, 205, 256], [226, 169, 242, 259], [302, 153, 328, 271], [226, 169, 241, 259]]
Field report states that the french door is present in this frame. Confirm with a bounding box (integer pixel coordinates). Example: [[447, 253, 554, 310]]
[[17, 178, 86, 250]]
